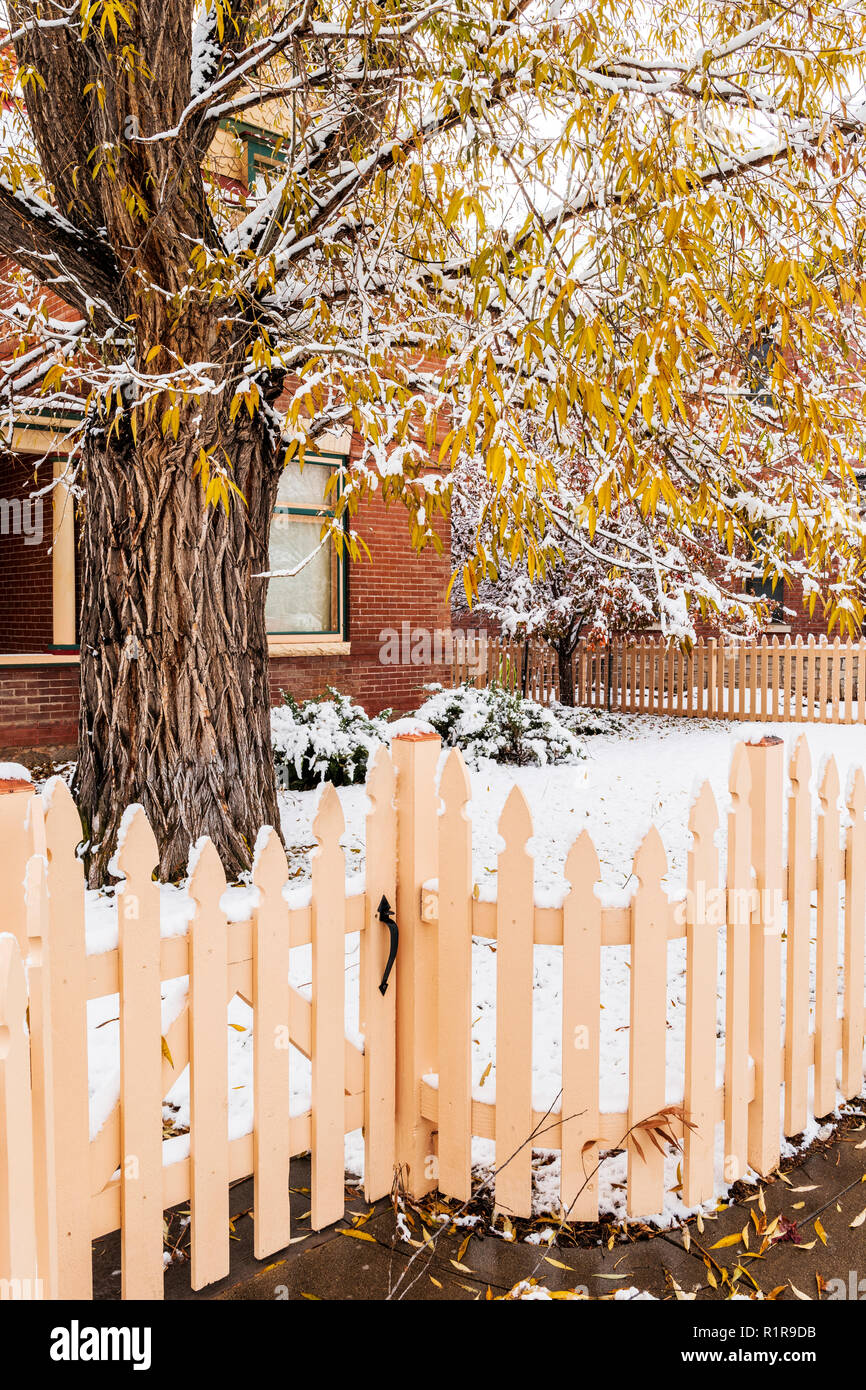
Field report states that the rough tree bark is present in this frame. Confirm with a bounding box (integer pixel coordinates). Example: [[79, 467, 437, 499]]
[[554, 638, 576, 706], [73, 405, 283, 883]]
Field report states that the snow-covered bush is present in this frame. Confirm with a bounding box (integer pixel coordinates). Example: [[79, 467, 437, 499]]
[[548, 702, 626, 737], [271, 689, 390, 790], [413, 683, 582, 766]]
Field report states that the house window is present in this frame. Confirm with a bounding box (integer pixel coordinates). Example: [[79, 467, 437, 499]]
[[747, 573, 786, 625], [265, 458, 346, 637]]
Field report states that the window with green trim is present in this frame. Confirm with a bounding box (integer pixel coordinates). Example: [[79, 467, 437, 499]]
[[265, 457, 346, 637]]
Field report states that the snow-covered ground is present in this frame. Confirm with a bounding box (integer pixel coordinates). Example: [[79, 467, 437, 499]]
[[82, 715, 866, 1228]]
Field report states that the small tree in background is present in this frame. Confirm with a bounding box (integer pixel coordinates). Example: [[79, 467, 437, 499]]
[[452, 439, 774, 704]]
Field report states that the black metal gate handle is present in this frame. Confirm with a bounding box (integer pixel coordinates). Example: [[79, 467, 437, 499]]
[[377, 895, 399, 995]]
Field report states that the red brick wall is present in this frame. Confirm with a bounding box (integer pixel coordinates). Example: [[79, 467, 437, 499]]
[[0, 455, 54, 654], [0, 663, 79, 749]]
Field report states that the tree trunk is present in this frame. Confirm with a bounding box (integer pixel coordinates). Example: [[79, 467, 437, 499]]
[[73, 409, 283, 884], [556, 643, 576, 706]]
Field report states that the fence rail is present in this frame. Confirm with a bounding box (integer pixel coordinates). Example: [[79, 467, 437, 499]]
[[1, 730, 865, 1297], [466, 633, 866, 723]]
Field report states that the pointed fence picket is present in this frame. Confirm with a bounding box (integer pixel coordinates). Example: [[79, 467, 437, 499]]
[[360, 746, 397, 1203], [3, 728, 866, 1297], [251, 828, 291, 1260], [561, 832, 601, 1222], [437, 749, 473, 1203], [494, 787, 535, 1219], [628, 828, 669, 1217], [116, 808, 164, 1300], [188, 838, 230, 1291], [683, 783, 719, 1207], [310, 784, 348, 1231], [815, 760, 841, 1119], [785, 737, 812, 1137], [725, 745, 751, 1187], [0, 933, 37, 1296]]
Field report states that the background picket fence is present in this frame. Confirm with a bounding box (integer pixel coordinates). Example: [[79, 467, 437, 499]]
[[462, 633, 866, 723], [1, 731, 865, 1298]]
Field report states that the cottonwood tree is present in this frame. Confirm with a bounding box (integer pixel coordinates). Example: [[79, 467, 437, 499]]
[[0, 1, 865, 878]]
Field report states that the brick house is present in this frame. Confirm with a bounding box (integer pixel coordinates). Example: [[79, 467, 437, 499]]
[[0, 411, 452, 753]]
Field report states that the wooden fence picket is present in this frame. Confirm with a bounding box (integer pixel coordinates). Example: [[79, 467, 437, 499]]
[[783, 637, 793, 722], [494, 786, 535, 1219], [116, 807, 164, 1300], [43, 778, 92, 1298], [310, 783, 348, 1230], [843, 769, 866, 1100], [0, 933, 38, 1295], [24, 847, 58, 1298], [561, 830, 601, 1221], [845, 641, 854, 725], [628, 826, 668, 1216], [0, 782, 36, 954], [437, 749, 473, 1203], [188, 838, 230, 1291], [725, 745, 751, 1187], [785, 737, 812, 1137], [738, 639, 747, 719], [251, 827, 291, 1258], [683, 783, 719, 1206], [746, 739, 783, 1177], [361, 746, 397, 1203], [815, 759, 841, 1118]]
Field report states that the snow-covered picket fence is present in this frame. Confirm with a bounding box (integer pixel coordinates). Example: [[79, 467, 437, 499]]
[[1, 730, 865, 1299], [473, 633, 866, 723]]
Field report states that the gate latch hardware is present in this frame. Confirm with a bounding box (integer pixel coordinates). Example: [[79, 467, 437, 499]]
[[376, 895, 399, 995]]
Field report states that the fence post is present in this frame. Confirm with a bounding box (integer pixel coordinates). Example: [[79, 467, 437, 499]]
[[745, 737, 784, 1176], [0, 772, 36, 953], [392, 732, 441, 1200]]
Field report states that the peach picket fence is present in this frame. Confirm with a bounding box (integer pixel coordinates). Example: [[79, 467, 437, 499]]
[[1, 730, 865, 1299], [476, 633, 866, 723]]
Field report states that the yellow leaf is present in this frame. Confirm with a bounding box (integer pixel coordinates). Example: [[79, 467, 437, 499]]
[[161, 1035, 174, 1068], [709, 1233, 743, 1249], [814, 1218, 828, 1246], [340, 1229, 376, 1242], [450, 1260, 474, 1274]]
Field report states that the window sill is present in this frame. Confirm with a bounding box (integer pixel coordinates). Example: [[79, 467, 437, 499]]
[[268, 639, 351, 658], [0, 652, 81, 666]]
